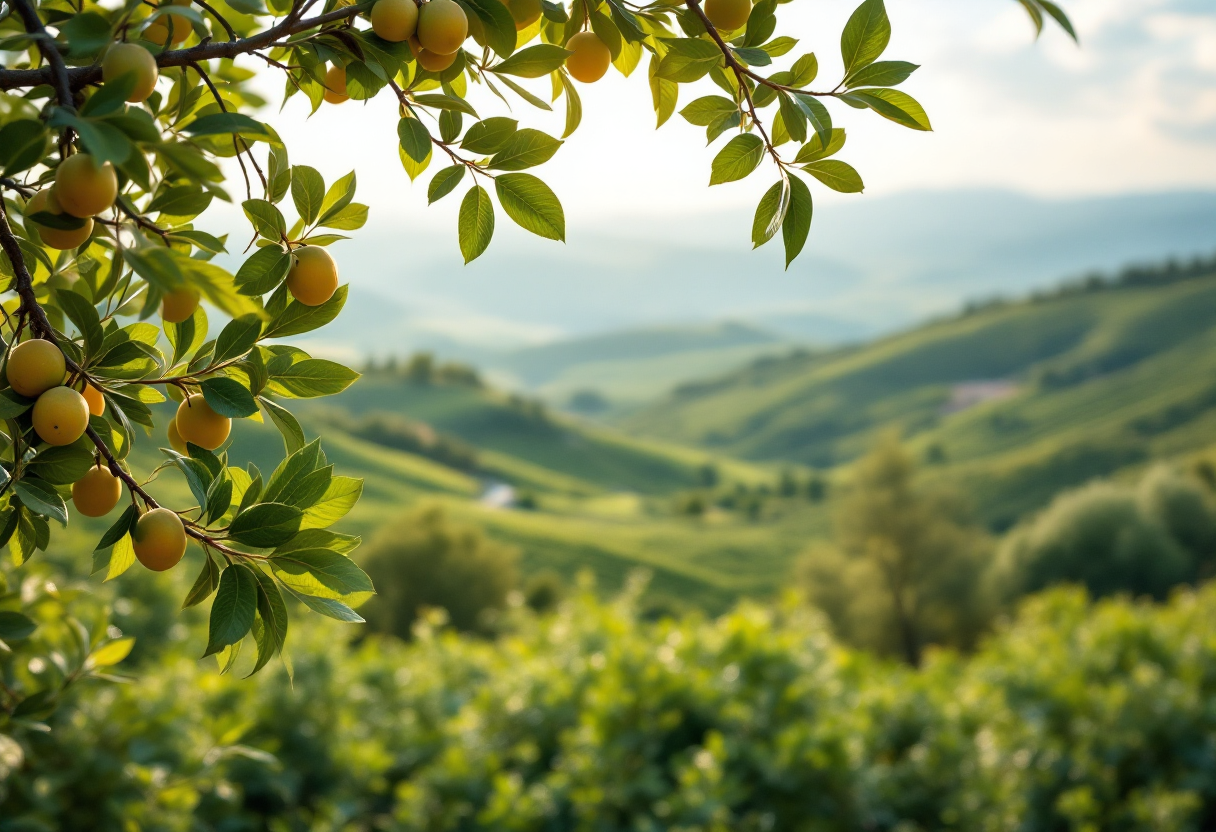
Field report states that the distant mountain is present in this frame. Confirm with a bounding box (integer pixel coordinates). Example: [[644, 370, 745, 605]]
[[621, 261, 1216, 529], [326, 188, 1216, 359]]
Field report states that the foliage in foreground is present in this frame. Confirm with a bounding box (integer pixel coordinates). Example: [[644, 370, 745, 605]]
[[2, 575, 1215, 831]]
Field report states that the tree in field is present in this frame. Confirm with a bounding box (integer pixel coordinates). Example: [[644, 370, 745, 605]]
[[360, 503, 518, 637], [0, 0, 1073, 717], [799, 435, 990, 664]]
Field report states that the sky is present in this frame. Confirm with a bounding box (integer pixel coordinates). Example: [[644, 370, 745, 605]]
[[214, 0, 1216, 352]]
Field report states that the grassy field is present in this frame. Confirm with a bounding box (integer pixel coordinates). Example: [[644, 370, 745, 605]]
[[621, 269, 1216, 527]]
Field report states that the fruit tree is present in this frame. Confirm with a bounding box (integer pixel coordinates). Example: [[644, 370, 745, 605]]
[[0, 0, 1074, 704]]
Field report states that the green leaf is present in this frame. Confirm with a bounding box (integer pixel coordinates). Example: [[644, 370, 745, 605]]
[[398, 118, 433, 164], [732, 47, 771, 67], [494, 75, 553, 111], [201, 376, 258, 418], [657, 38, 722, 83], [781, 174, 812, 268], [428, 165, 466, 205], [0, 611, 37, 640], [840, 0, 890, 75], [260, 397, 306, 455], [54, 290, 103, 358], [0, 120, 51, 177], [262, 285, 348, 340], [680, 96, 736, 127], [266, 359, 360, 399], [184, 112, 270, 138], [317, 171, 357, 225], [235, 245, 292, 297], [14, 478, 68, 526], [48, 109, 131, 165], [487, 129, 562, 171], [283, 585, 365, 623], [203, 564, 258, 658], [803, 159, 864, 193], [81, 74, 138, 118], [213, 315, 263, 365], [709, 133, 765, 185], [301, 476, 362, 530], [495, 173, 565, 242], [461, 117, 518, 154], [844, 88, 932, 131], [28, 444, 95, 486], [461, 0, 517, 57], [249, 565, 289, 675], [146, 185, 213, 218], [290, 165, 325, 226], [243, 199, 287, 241], [229, 503, 303, 548], [60, 12, 112, 57], [559, 72, 582, 139], [412, 93, 478, 117], [1038, 0, 1078, 42], [761, 36, 798, 57], [845, 60, 918, 88], [87, 637, 135, 668], [162, 449, 213, 509], [272, 549, 373, 597], [274, 529, 360, 557], [793, 94, 833, 150], [778, 93, 807, 144], [0, 389, 33, 419], [317, 203, 367, 231], [491, 44, 571, 78], [183, 549, 222, 608], [752, 179, 790, 249], [794, 127, 846, 163], [458, 185, 495, 263]]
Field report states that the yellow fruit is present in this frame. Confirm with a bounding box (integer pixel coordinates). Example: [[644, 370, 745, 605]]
[[82, 382, 105, 417], [32, 386, 90, 446], [161, 286, 200, 323], [704, 0, 750, 32], [504, 0, 540, 30], [6, 339, 66, 398], [167, 418, 188, 454], [565, 32, 611, 83], [417, 0, 467, 55], [144, 10, 192, 45], [72, 464, 123, 518], [412, 38, 458, 71], [323, 65, 349, 104], [286, 246, 339, 306], [101, 42, 159, 102], [55, 154, 118, 219], [24, 189, 93, 250], [133, 507, 187, 572], [175, 394, 231, 450], [372, 0, 419, 42]]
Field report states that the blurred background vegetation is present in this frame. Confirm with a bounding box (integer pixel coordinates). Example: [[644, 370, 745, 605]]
[[3, 254, 1216, 828]]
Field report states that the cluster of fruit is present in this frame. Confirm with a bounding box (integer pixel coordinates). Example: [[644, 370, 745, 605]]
[[3, 340, 186, 571]]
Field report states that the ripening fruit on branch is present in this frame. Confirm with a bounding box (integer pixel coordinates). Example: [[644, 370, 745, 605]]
[[101, 42, 159, 103], [32, 386, 90, 446], [176, 394, 231, 450], [417, 0, 467, 55], [704, 0, 751, 32], [161, 286, 200, 323], [81, 382, 105, 417], [55, 154, 118, 219], [24, 189, 93, 250], [144, 7, 193, 45], [287, 245, 339, 306], [133, 507, 187, 572], [167, 418, 188, 454], [504, 0, 541, 31], [72, 464, 123, 518], [412, 39, 458, 71], [565, 32, 611, 83], [6, 339, 66, 398], [323, 65, 349, 104], [371, 0, 419, 42]]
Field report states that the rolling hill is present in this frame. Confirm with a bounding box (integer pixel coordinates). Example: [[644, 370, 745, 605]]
[[621, 259, 1216, 528]]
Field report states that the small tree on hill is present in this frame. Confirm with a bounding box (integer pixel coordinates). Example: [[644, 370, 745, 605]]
[[800, 435, 990, 664]]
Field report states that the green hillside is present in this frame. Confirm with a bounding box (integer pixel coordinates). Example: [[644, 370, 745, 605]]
[[622, 266, 1216, 527]]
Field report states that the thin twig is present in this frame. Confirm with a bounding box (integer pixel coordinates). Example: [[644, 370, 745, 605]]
[[193, 0, 237, 41], [10, 0, 74, 154]]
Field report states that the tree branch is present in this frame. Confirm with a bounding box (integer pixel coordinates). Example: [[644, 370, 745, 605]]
[[0, 1, 373, 92], [10, 0, 74, 153]]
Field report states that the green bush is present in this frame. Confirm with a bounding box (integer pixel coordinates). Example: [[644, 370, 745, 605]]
[[360, 504, 519, 639], [993, 465, 1216, 601], [6, 576, 1216, 830]]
